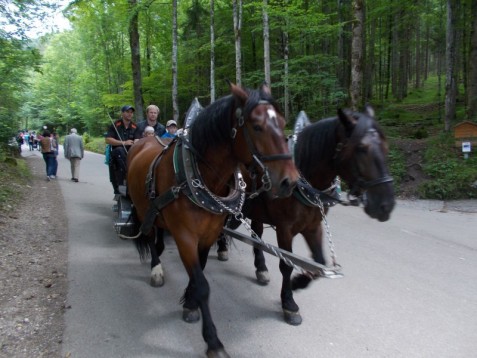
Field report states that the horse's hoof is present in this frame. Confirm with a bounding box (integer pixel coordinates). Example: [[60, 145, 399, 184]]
[[283, 309, 302, 326], [255, 270, 270, 285], [217, 250, 229, 261], [182, 308, 200, 323], [207, 347, 230, 358], [150, 264, 165, 287], [291, 274, 312, 290]]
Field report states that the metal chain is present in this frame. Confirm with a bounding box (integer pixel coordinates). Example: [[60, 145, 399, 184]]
[[200, 176, 247, 215], [204, 174, 342, 277], [236, 214, 313, 276], [297, 174, 341, 270]]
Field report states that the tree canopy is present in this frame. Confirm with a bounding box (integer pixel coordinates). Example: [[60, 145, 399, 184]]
[[0, 0, 476, 140]]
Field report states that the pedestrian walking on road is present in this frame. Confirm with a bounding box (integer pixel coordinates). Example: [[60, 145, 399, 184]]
[[39, 130, 56, 180], [51, 131, 59, 177], [64, 128, 84, 182]]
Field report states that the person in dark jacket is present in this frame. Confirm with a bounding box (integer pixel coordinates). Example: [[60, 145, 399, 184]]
[[105, 105, 140, 195]]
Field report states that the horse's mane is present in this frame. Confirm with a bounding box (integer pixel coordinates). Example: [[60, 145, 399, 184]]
[[189, 87, 279, 154], [189, 95, 234, 153], [294, 117, 339, 179]]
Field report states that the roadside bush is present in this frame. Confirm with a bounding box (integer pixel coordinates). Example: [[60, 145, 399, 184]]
[[419, 133, 477, 199], [84, 137, 106, 154], [82, 132, 91, 144]]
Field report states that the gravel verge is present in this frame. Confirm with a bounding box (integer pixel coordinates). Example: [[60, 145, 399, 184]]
[[0, 155, 67, 357]]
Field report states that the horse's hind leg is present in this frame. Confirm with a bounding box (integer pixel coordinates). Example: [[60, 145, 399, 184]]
[[251, 221, 270, 285], [149, 228, 165, 287]]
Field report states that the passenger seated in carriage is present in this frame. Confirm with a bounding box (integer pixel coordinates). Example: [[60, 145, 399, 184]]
[[136, 104, 166, 138], [105, 105, 141, 195], [143, 126, 155, 137]]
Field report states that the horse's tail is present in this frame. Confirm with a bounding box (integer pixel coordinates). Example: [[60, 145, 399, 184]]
[[131, 206, 151, 262]]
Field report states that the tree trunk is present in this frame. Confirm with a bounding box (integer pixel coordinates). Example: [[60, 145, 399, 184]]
[[445, 0, 458, 131], [385, 8, 393, 100], [338, 0, 351, 93], [210, 0, 216, 103], [172, 0, 179, 122], [129, 0, 143, 120], [233, 0, 242, 86], [365, 15, 376, 103], [283, 28, 290, 123], [350, 0, 364, 110], [415, 17, 421, 89], [263, 0, 271, 86], [467, 0, 477, 120]]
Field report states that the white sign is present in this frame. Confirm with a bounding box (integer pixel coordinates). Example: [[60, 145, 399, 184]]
[[462, 142, 471, 153]]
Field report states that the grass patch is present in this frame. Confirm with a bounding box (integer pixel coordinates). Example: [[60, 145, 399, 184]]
[[387, 145, 406, 190]]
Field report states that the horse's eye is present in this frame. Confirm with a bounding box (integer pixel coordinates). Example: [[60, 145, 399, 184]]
[[253, 125, 262, 132]]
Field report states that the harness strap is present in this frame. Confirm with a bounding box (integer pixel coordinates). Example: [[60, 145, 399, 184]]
[[139, 186, 182, 235], [293, 177, 341, 208]]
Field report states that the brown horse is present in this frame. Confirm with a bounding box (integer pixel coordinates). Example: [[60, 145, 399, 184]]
[[126, 83, 299, 357], [218, 106, 395, 326]]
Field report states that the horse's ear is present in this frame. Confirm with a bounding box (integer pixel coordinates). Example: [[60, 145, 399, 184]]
[[229, 81, 249, 104], [364, 104, 375, 119], [260, 81, 271, 96], [337, 108, 356, 133]]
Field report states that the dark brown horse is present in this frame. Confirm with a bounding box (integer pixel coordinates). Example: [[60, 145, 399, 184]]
[[126, 83, 299, 357], [218, 106, 395, 326]]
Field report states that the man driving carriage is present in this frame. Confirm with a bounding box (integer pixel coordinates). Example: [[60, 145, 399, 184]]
[[105, 105, 141, 195]]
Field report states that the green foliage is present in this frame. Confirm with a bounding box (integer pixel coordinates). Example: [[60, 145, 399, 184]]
[[82, 132, 91, 144], [419, 133, 477, 199], [387, 146, 407, 189], [84, 137, 107, 155]]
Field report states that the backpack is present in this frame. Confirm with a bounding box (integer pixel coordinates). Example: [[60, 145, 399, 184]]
[[104, 144, 111, 165]]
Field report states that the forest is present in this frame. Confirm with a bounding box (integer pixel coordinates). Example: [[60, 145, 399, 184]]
[[1, 0, 477, 199], [1, 0, 475, 137]]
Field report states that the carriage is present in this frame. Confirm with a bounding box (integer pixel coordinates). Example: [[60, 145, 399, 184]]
[[111, 82, 394, 357]]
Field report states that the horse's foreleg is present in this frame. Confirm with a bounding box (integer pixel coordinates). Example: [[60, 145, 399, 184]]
[[292, 225, 325, 291], [182, 261, 228, 357], [251, 220, 270, 285], [149, 228, 165, 287]]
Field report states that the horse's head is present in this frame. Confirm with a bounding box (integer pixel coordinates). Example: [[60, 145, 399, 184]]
[[229, 82, 299, 198], [336, 106, 395, 222]]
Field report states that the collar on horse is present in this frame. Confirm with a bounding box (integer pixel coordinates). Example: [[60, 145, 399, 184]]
[[139, 132, 246, 235]]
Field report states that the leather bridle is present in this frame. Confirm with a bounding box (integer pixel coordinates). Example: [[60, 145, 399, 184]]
[[232, 100, 292, 198]]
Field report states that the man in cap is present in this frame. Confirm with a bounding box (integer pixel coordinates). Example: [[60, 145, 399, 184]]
[[136, 104, 166, 138], [105, 105, 140, 195], [160, 120, 178, 138]]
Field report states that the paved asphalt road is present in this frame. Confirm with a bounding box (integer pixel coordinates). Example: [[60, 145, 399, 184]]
[[29, 146, 477, 357]]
